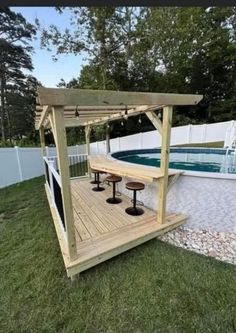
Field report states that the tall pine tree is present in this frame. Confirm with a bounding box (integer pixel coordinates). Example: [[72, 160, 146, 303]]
[[0, 7, 37, 143]]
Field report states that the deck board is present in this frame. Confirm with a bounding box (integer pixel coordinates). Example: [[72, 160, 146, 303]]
[[66, 178, 186, 276], [71, 178, 156, 241], [45, 178, 186, 277]]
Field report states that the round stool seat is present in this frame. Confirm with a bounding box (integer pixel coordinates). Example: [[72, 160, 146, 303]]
[[106, 175, 122, 183], [126, 182, 145, 191]]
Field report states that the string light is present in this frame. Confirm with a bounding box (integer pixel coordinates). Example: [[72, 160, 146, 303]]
[[75, 106, 80, 119], [158, 112, 162, 119], [124, 107, 128, 120], [121, 119, 124, 126], [138, 115, 142, 124]]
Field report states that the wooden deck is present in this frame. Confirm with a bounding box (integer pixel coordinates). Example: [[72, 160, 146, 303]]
[[57, 178, 185, 276]]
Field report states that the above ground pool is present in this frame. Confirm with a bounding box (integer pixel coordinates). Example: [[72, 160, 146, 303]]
[[111, 147, 236, 234], [112, 147, 236, 174]]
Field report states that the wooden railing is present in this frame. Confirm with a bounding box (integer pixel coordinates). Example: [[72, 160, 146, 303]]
[[48, 154, 88, 179], [44, 157, 66, 233]]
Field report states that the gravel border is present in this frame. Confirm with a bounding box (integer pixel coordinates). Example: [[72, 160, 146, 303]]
[[160, 226, 236, 265]]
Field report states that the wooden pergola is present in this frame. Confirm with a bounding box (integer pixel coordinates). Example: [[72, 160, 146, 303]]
[[36, 87, 203, 280]]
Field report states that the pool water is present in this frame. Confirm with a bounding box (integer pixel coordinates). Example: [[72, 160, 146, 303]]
[[113, 148, 236, 174]]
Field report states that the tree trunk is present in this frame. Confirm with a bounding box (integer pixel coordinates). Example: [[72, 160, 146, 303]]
[[0, 68, 6, 142], [6, 106, 12, 145]]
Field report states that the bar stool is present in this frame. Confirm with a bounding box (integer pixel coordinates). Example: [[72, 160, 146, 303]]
[[105, 175, 122, 204], [92, 170, 105, 192], [125, 182, 145, 216], [90, 169, 101, 185]]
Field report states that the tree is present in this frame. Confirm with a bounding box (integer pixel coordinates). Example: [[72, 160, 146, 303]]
[[136, 7, 236, 123], [40, 7, 140, 90], [0, 7, 36, 142], [43, 7, 236, 141]]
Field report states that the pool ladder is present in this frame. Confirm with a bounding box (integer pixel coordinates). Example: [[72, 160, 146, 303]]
[[221, 139, 236, 173]]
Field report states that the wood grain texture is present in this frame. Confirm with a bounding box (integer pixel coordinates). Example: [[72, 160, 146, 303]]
[[37, 87, 203, 107]]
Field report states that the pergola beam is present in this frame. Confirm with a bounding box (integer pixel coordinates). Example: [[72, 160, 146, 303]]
[[51, 106, 77, 260], [85, 125, 92, 177], [37, 87, 203, 107], [146, 111, 163, 135], [37, 105, 51, 130], [81, 105, 164, 127], [158, 106, 173, 224]]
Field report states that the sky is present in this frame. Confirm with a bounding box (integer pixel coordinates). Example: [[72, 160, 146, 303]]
[[12, 7, 87, 87]]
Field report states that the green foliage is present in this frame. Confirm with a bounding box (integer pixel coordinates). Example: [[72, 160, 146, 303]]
[[0, 7, 39, 144], [40, 7, 236, 142]]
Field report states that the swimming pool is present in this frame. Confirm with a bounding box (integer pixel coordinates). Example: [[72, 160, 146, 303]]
[[110, 147, 236, 233], [112, 148, 236, 174]]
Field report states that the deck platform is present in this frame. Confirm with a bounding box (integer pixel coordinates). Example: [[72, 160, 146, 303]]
[[46, 178, 186, 277]]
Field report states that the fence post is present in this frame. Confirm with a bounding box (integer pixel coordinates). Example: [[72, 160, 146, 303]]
[[201, 124, 207, 143], [140, 132, 143, 149], [187, 124, 192, 144], [76, 144, 80, 155], [46, 146, 49, 157], [15, 146, 23, 182]]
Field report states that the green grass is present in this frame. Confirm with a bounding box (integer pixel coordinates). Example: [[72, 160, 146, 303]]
[[174, 141, 224, 148], [0, 177, 236, 333]]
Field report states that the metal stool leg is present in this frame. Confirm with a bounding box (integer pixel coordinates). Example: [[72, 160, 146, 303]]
[[125, 189, 144, 216], [106, 181, 122, 204], [92, 172, 105, 191]]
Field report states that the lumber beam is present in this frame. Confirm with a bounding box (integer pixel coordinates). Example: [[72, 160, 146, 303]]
[[37, 87, 203, 107], [167, 173, 181, 193], [85, 125, 91, 177], [81, 105, 163, 127], [39, 126, 46, 157], [37, 105, 51, 130], [158, 106, 173, 224], [52, 106, 77, 261], [146, 111, 163, 135], [48, 112, 56, 143]]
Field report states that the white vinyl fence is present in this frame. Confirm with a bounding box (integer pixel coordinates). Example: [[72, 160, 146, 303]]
[[0, 120, 235, 188]]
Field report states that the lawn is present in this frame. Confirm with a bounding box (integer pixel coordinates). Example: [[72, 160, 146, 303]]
[[0, 177, 236, 333]]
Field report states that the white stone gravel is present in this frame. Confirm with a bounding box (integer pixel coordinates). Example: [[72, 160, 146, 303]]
[[159, 226, 236, 265]]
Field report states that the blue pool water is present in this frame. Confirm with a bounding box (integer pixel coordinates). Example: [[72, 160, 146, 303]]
[[112, 148, 236, 174]]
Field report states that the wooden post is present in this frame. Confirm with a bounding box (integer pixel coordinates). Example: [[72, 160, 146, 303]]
[[52, 106, 77, 261], [39, 126, 48, 182], [106, 124, 111, 154], [39, 126, 46, 156], [158, 106, 173, 224], [85, 125, 91, 177]]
